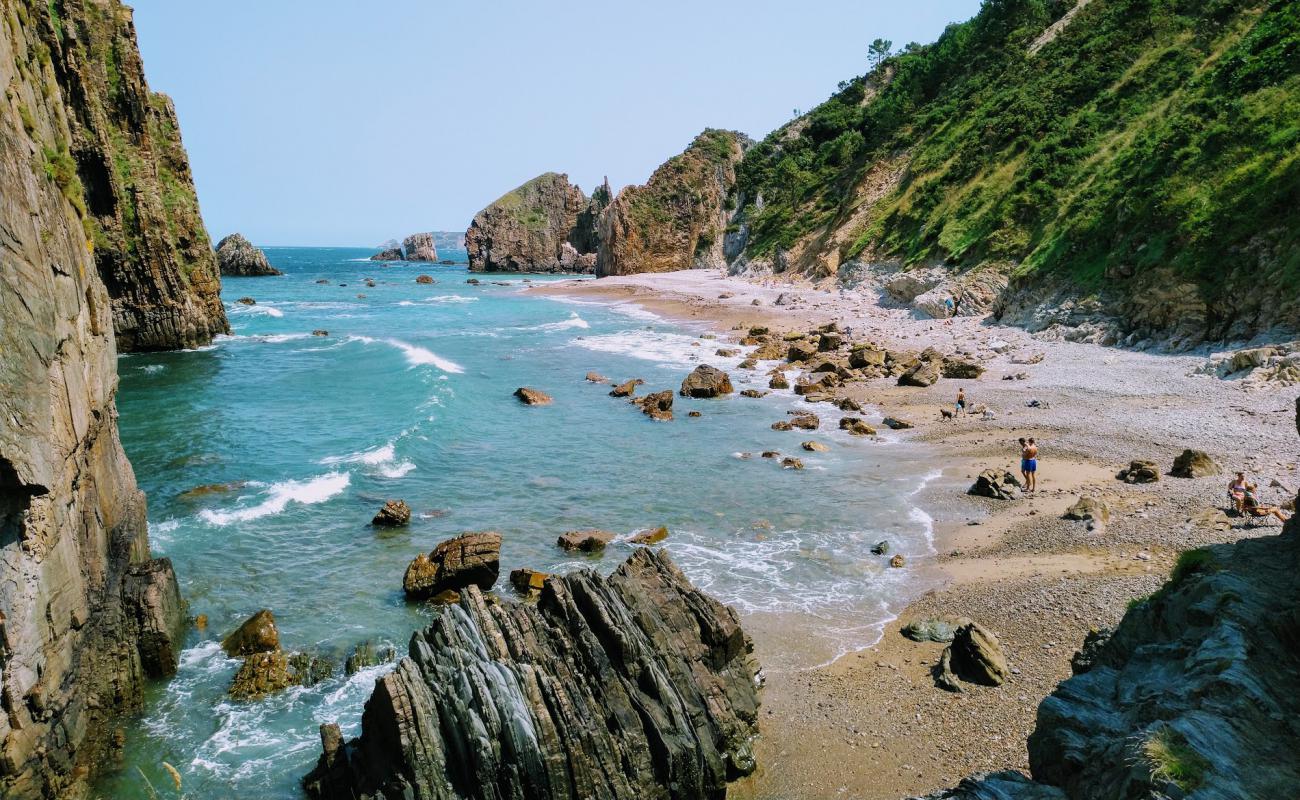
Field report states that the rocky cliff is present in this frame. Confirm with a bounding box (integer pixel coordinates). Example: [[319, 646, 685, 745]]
[[31, 0, 228, 351], [216, 232, 281, 276], [402, 231, 438, 261], [1, 2, 185, 796], [731, 0, 1300, 348], [303, 548, 760, 800], [465, 172, 603, 273], [596, 129, 748, 277], [918, 398, 1300, 799]]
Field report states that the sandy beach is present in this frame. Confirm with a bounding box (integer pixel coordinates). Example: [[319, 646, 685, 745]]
[[531, 269, 1297, 799]]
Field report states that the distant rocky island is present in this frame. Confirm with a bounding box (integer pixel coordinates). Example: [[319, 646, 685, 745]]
[[368, 231, 462, 262], [216, 233, 281, 276]]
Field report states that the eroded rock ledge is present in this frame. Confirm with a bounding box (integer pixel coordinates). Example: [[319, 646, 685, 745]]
[[303, 548, 760, 799]]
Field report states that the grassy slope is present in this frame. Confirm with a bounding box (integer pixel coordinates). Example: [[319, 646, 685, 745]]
[[736, 0, 1300, 299]]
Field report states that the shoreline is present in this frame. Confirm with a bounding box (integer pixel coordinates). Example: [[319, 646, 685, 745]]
[[530, 268, 1297, 798]]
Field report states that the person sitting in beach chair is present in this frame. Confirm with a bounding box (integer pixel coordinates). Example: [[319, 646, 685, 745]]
[[1227, 471, 1251, 514], [1241, 492, 1290, 523]]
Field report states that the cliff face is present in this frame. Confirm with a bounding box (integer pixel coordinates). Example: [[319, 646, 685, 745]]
[[39, 0, 228, 351], [1, 1, 185, 796], [465, 172, 601, 273], [303, 549, 760, 800], [596, 129, 748, 277], [216, 232, 280, 276], [732, 0, 1300, 348], [401, 231, 438, 261]]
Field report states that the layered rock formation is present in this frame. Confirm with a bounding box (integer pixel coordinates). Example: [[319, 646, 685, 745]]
[[34, 0, 228, 351], [1, 3, 185, 794], [402, 231, 438, 261], [465, 172, 607, 273], [596, 129, 749, 277], [922, 400, 1300, 798], [216, 233, 281, 276], [303, 549, 760, 799]]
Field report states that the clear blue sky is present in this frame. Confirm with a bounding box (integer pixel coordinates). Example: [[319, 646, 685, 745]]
[[129, 0, 982, 247]]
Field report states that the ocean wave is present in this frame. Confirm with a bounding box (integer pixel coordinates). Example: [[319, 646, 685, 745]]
[[199, 471, 350, 525], [347, 335, 464, 373], [228, 303, 284, 318], [572, 329, 738, 368], [530, 312, 589, 332], [141, 364, 166, 374], [321, 442, 415, 479]]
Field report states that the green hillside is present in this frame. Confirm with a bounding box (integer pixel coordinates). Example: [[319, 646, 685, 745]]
[[735, 0, 1300, 339]]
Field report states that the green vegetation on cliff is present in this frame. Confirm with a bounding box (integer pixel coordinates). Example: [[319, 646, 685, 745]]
[[737, 0, 1300, 298]]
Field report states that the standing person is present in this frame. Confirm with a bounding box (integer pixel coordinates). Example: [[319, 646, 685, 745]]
[[943, 296, 955, 325], [952, 293, 964, 318], [1021, 437, 1039, 493], [956, 387, 967, 414]]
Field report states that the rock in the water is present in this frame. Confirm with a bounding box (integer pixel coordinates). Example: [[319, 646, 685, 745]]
[[740, 388, 768, 398], [402, 232, 439, 262], [629, 525, 670, 545], [1170, 448, 1221, 478], [585, 371, 608, 383], [370, 245, 405, 261], [802, 441, 829, 452], [372, 499, 412, 527], [312, 329, 329, 337], [883, 416, 915, 430], [899, 359, 942, 387], [230, 650, 332, 700], [680, 365, 735, 397], [123, 559, 187, 677], [969, 469, 1022, 500], [402, 532, 502, 600], [509, 567, 550, 593], [890, 554, 906, 568], [871, 541, 890, 556], [609, 378, 645, 397], [1117, 460, 1161, 483], [414, 274, 435, 285], [236, 296, 257, 305], [514, 387, 553, 405], [222, 609, 281, 656], [688, 410, 702, 418], [839, 417, 877, 436], [768, 372, 791, 390], [216, 233, 282, 276], [557, 528, 616, 552], [636, 390, 674, 421], [345, 641, 397, 675], [939, 622, 1009, 688], [781, 457, 805, 470], [303, 549, 760, 800]]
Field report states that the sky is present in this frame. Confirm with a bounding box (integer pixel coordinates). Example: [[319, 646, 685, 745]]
[[129, 0, 982, 247]]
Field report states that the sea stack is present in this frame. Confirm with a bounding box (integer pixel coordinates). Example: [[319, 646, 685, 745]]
[[216, 233, 282, 276], [402, 232, 438, 261], [596, 129, 749, 277], [465, 172, 606, 273], [1, 1, 187, 794]]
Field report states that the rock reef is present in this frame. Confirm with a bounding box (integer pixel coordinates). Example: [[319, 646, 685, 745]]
[[216, 233, 282, 276], [304, 549, 760, 800], [1, 3, 185, 794], [465, 172, 607, 273], [32, 0, 229, 351]]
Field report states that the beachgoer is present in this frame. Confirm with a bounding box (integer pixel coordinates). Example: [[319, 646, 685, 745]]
[[956, 388, 967, 414], [944, 296, 954, 326], [1228, 471, 1249, 514], [952, 294, 963, 317], [1021, 437, 1039, 492], [1242, 493, 1290, 523]]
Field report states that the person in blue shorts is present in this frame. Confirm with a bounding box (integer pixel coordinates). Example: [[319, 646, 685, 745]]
[[1019, 437, 1038, 492]]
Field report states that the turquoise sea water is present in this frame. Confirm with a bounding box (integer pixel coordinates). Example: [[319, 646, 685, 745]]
[[101, 246, 937, 799]]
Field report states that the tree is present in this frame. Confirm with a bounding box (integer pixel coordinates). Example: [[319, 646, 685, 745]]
[[868, 38, 893, 69]]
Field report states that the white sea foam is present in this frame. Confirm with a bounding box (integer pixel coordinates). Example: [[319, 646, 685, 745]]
[[321, 442, 415, 479], [347, 335, 464, 373], [530, 312, 589, 331], [141, 364, 166, 374], [574, 329, 737, 368], [199, 472, 350, 525]]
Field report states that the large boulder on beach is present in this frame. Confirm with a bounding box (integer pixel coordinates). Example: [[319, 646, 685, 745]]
[[403, 532, 502, 600], [942, 358, 985, 379], [1170, 449, 1221, 478], [216, 233, 282, 276], [969, 469, 1021, 500], [939, 621, 1009, 689], [301, 549, 760, 800], [680, 365, 734, 397], [1117, 460, 1161, 483], [840, 417, 876, 436], [899, 359, 942, 387], [371, 500, 411, 527], [222, 609, 280, 656], [786, 341, 818, 362], [1064, 496, 1111, 528]]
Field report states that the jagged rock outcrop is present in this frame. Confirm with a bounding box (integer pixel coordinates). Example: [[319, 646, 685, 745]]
[[216, 232, 281, 276], [1, 4, 185, 794], [370, 240, 404, 261], [465, 172, 604, 273], [597, 129, 749, 277], [33, 0, 228, 351], [303, 549, 760, 800], [402, 232, 438, 261]]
